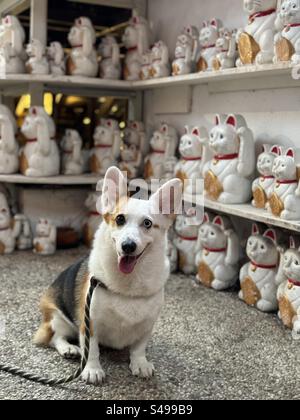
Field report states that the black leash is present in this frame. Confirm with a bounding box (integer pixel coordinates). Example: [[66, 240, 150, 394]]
[[0, 277, 101, 387]]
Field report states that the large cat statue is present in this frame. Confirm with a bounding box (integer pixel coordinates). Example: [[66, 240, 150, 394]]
[[90, 119, 121, 176], [173, 208, 202, 275], [20, 107, 60, 177], [267, 147, 300, 220], [195, 213, 240, 291], [276, 236, 300, 339], [0, 192, 22, 254], [0, 15, 26, 74], [252, 145, 280, 209], [0, 105, 19, 174], [274, 0, 300, 64], [172, 26, 199, 76], [239, 223, 279, 312], [197, 19, 221, 72], [175, 126, 211, 196], [122, 14, 151, 81], [144, 123, 178, 181], [203, 114, 256, 204], [237, 0, 277, 66]]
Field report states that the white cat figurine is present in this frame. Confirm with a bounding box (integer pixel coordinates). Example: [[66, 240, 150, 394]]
[[0, 193, 22, 254], [61, 129, 84, 175], [213, 28, 237, 70], [274, 0, 300, 64], [90, 119, 121, 176], [16, 215, 32, 251], [123, 121, 147, 155], [20, 106, 60, 177], [175, 126, 210, 196], [119, 141, 142, 180], [67, 17, 98, 77], [172, 26, 199, 76], [173, 208, 202, 275], [140, 50, 152, 80], [252, 145, 280, 209], [162, 156, 179, 183], [47, 42, 66, 76], [239, 224, 279, 312], [122, 14, 151, 81], [267, 147, 300, 220], [150, 41, 170, 78], [0, 15, 26, 74], [26, 39, 50, 75], [277, 236, 300, 339], [84, 192, 102, 247], [0, 105, 19, 174], [33, 219, 57, 256], [197, 19, 221, 72], [144, 123, 178, 181], [203, 114, 256, 204], [98, 36, 121, 80], [237, 0, 277, 65], [195, 213, 240, 291]]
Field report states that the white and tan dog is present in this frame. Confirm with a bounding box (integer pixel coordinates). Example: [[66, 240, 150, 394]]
[[34, 167, 182, 384]]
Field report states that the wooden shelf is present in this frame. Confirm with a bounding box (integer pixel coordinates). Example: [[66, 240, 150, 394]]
[[0, 174, 100, 185], [0, 63, 298, 97]]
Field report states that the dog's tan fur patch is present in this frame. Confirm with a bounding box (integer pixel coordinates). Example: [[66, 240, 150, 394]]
[[33, 289, 56, 346], [104, 196, 129, 226]]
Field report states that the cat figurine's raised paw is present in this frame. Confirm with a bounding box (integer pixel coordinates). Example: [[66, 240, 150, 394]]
[[195, 213, 240, 291], [61, 129, 84, 175], [98, 36, 121, 80], [172, 26, 199, 76], [239, 224, 279, 312], [213, 28, 237, 70]]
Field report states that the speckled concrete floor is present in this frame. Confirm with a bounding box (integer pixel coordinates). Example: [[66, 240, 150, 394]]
[[0, 247, 299, 400]]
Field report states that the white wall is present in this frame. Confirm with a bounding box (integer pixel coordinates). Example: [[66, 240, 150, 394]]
[[145, 0, 300, 151]]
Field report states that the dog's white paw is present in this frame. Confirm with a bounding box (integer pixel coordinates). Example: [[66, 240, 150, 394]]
[[81, 363, 106, 385], [130, 358, 155, 378], [58, 344, 81, 360]]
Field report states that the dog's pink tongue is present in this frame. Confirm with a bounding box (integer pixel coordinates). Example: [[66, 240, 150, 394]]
[[119, 256, 138, 275]]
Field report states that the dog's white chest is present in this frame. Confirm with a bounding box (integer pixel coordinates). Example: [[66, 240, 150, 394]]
[[91, 288, 164, 350]]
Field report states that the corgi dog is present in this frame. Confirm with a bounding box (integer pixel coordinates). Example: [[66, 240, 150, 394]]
[[34, 167, 182, 384]]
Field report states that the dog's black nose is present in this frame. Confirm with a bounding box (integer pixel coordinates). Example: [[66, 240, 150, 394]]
[[122, 240, 137, 255]]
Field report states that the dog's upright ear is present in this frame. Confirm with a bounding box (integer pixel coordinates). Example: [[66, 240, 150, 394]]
[[101, 167, 128, 215], [150, 179, 183, 224]]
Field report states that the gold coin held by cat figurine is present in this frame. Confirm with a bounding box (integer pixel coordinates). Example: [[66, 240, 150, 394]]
[[197, 57, 208, 72], [212, 58, 221, 71], [238, 32, 260, 65], [278, 296, 296, 330], [204, 170, 223, 201], [269, 193, 284, 217], [275, 38, 295, 62], [198, 261, 214, 288], [253, 186, 267, 209], [241, 276, 261, 306]]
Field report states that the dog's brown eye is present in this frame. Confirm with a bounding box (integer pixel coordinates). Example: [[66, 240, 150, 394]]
[[143, 219, 152, 230], [116, 214, 126, 227]]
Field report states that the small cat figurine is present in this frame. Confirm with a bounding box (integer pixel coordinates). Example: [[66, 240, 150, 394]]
[[277, 236, 300, 339], [237, 0, 277, 65], [213, 28, 237, 70], [47, 41, 66, 76], [144, 123, 178, 181], [26, 39, 50, 75], [98, 36, 121, 80], [274, 0, 300, 65], [150, 41, 170, 78], [0, 192, 22, 254], [119, 141, 142, 179], [195, 213, 240, 291], [175, 126, 210, 196], [172, 26, 199, 76], [203, 114, 256, 204], [0, 105, 19, 174], [33, 219, 57, 256], [252, 145, 280, 209], [16, 214, 33, 251], [83, 191, 102, 248], [90, 119, 121, 176], [61, 129, 84, 175], [197, 19, 221, 72], [0, 15, 26, 74], [239, 224, 279, 312], [267, 147, 300, 220], [123, 121, 147, 155], [173, 208, 202, 275]]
